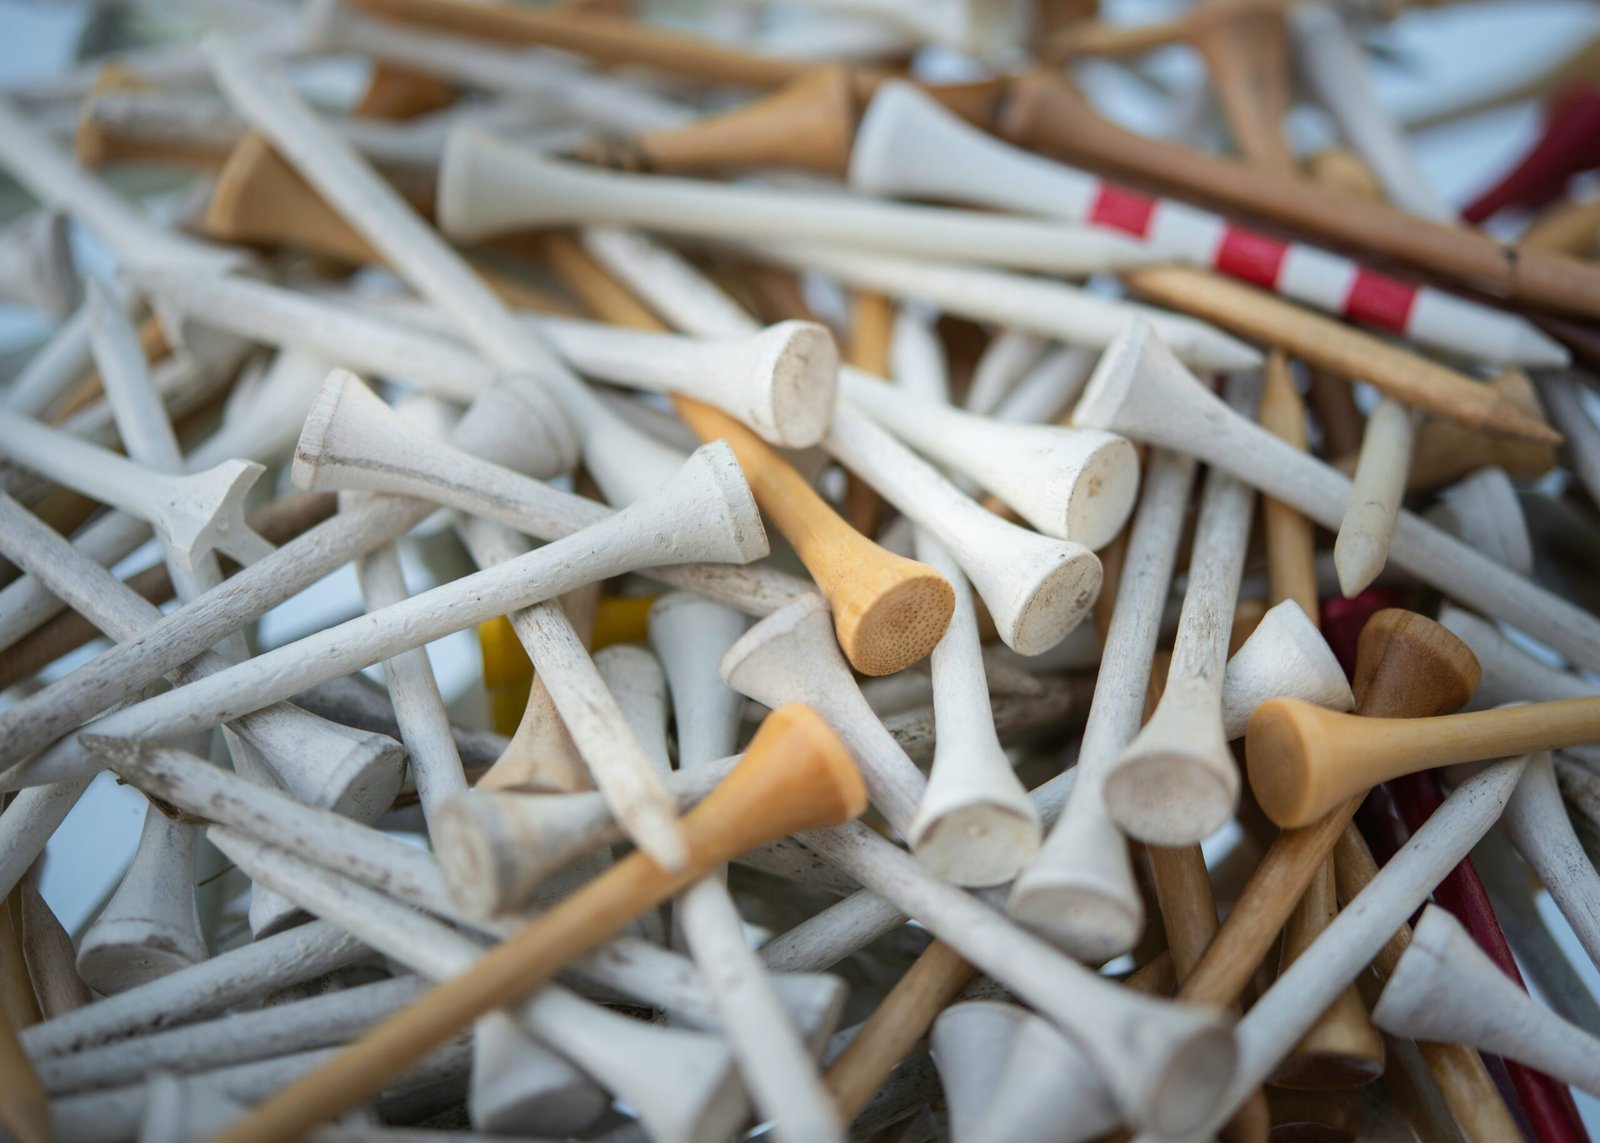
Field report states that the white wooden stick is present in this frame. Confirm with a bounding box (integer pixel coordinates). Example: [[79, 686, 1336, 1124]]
[[73, 806, 207, 994], [1073, 323, 1600, 674], [1102, 373, 1260, 845], [355, 544, 468, 829], [0, 208, 75, 316], [288, 370, 805, 618], [139, 268, 840, 448], [85, 731, 454, 923], [1334, 395, 1415, 597], [1423, 465, 1534, 578], [35, 974, 429, 1096], [1440, 605, 1599, 714], [438, 130, 1154, 274], [0, 343, 324, 655], [1288, 2, 1453, 222], [50, 1036, 471, 1143], [965, 330, 1047, 414], [746, 239, 1262, 373], [1536, 370, 1600, 512], [890, 313, 1040, 887], [1373, 903, 1600, 1095], [1008, 449, 1197, 959], [797, 818, 1235, 1136], [4, 301, 92, 417], [1494, 751, 1600, 972], [21, 921, 370, 1059], [988, 344, 1098, 427], [841, 367, 1137, 548], [75, 275, 215, 988]]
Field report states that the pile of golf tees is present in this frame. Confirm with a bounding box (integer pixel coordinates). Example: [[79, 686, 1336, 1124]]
[[6, 0, 1600, 1140]]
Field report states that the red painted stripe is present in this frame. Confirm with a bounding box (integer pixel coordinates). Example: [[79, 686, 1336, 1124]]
[[1088, 185, 1156, 237], [1343, 269, 1419, 332], [1213, 227, 1289, 288]]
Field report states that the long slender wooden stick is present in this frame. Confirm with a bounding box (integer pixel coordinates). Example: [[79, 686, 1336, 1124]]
[[824, 940, 973, 1123], [1121, 265, 1559, 446], [347, 0, 814, 87]]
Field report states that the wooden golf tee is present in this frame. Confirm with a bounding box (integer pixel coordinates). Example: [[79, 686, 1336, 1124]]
[[207, 703, 867, 1143], [542, 234, 954, 676], [823, 940, 973, 1122], [1250, 694, 1600, 830], [1120, 265, 1559, 446], [574, 65, 1006, 177], [1183, 611, 1480, 1009]]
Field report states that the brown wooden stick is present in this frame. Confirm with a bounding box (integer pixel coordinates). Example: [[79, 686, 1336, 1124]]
[[1259, 352, 1319, 619], [542, 233, 954, 677], [1257, 349, 1384, 1087], [1334, 825, 1520, 1143], [354, 64, 457, 120], [205, 703, 868, 1143], [998, 71, 1600, 321], [0, 878, 46, 1143], [1523, 197, 1600, 256], [842, 290, 893, 539], [18, 873, 91, 1019], [824, 940, 974, 1122], [1398, 369, 1558, 495], [1189, 1, 1295, 174], [346, 0, 814, 88], [1146, 842, 1270, 1141], [1121, 265, 1562, 446], [1268, 854, 1386, 1089], [204, 133, 386, 264]]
